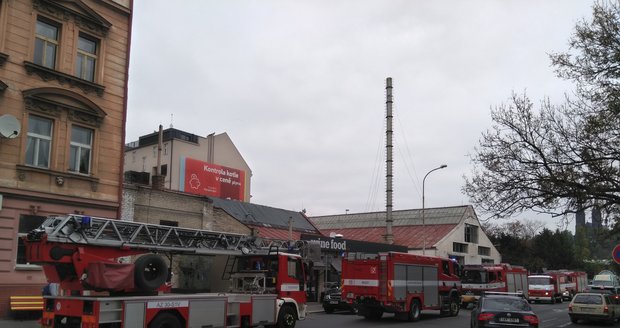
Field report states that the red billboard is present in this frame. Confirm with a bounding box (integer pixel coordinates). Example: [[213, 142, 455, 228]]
[[181, 157, 245, 201]]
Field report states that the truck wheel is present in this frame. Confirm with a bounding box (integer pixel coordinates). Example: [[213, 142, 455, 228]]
[[148, 312, 182, 328], [135, 254, 168, 291], [448, 298, 460, 316], [324, 307, 334, 314], [408, 300, 421, 322], [276, 305, 296, 328]]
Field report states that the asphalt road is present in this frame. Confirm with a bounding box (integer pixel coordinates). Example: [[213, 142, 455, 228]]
[[0, 302, 613, 327], [299, 302, 613, 328]]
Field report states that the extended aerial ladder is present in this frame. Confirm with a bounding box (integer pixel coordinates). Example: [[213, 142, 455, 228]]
[[24, 214, 310, 293], [25, 215, 314, 328]]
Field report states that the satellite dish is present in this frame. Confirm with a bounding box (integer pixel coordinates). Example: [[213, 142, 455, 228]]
[[0, 114, 20, 139]]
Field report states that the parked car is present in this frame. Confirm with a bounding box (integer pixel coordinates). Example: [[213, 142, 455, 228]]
[[585, 285, 620, 302], [322, 284, 356, 314], [471, 292, 539, 328], [568, 292, 620, 324]]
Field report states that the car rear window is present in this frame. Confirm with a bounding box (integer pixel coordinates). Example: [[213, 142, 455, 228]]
[[483, 298, 531, 311], [573, 294, 603, 304]]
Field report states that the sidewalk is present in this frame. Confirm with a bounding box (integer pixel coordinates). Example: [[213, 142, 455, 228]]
[[0, 303, 325, 327]]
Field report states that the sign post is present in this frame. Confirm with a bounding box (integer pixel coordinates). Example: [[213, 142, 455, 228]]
[[613, 244, 620, 265]]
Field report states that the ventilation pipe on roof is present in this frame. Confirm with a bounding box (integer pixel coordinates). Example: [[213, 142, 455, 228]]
[[152, 125, 165, 190], [385, 77, 394, 244]]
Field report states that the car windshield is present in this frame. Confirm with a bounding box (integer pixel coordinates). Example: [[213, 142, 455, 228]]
[[483, 298, 531, 311], [483, 297, 532, 311], [573, 294, 603, 305], [463, 269, 487, 283]]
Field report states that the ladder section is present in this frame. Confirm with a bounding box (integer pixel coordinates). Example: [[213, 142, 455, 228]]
[[26, 215, 258, 256]]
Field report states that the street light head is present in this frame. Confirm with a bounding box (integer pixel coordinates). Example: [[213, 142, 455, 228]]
[[440, 164, 447, 169]]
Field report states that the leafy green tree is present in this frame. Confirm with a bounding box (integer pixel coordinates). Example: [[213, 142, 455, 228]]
[[573, 226, 591, 262], [463, 1, 620, 224], [531, 229, 576, 270]]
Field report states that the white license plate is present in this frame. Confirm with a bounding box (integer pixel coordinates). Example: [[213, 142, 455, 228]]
[[498, 317, 519, 323]]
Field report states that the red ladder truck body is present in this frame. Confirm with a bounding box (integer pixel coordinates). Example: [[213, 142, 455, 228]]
[[460, 263, 529, 308], [341, 252, 461, 321], [24, 214, 310, 328]]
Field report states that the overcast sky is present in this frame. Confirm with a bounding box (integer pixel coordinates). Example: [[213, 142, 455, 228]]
[[126, 1, 597, 230]]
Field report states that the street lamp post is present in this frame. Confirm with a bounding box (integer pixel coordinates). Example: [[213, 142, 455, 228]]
[[422, 164, 447, 255]]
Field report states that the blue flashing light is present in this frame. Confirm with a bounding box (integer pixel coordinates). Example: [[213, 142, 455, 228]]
[[81, 216, 91, 226]]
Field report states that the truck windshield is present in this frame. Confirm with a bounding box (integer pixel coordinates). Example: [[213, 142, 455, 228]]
[[528, 277, 551, 285], [462, 270, 488, 283]]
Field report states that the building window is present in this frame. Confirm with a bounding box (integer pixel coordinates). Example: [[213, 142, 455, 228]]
[[453, 242, 468, 253], [16, 215, 47, 266], [478, 246, 491, 256], [465, 224, 478, 243], [25, 115, 53, 168], [482, 258, 494, 264], [76, 34, 97, 81], [160, 220, 178, 227], [34, 18, 59, 69], [69, 125, 93, 174]]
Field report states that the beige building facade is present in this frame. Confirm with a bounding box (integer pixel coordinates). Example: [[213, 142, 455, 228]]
[[124, 128, 252, 202], [0, 0, 132, 317]]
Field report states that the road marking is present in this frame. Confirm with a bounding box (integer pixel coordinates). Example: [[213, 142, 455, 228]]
[[543, 318, 557, 322], [558, 321, 572, 327]]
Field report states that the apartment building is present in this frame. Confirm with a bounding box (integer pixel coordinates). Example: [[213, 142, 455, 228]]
[[0, 0, 132, 316]]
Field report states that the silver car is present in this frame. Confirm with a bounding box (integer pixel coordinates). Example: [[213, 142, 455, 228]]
[[568, 292, 620, 324]]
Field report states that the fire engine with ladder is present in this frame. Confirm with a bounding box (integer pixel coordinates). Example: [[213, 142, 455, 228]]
[[460, 263, 529, 308], [341, 252, 461, 321], [23, 214, 312, 328]]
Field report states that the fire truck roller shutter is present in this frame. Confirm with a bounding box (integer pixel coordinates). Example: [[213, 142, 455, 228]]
[[134, 254, 169, 291]]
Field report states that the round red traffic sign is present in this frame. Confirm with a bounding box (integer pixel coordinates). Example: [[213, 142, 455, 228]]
[[613, 244, 620, 265]]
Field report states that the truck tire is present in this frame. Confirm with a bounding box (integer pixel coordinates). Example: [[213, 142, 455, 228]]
[[135, 254, 168, 291], [148, 312, 182, 328], [448, 297, 460, 316], [275, 305, 296, 328], [323, 306, 334, 314], [408, 300, 420, 322]]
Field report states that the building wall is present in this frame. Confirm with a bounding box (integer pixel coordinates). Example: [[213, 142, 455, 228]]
[[121, 185, 251, 290], [409, 210, 501, 264], [124, 131, 252, 201], [0, 0, 131, 317]]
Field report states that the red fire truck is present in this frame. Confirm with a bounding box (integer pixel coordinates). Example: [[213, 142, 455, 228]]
[[341, 252, 461, 321], [533, 270, 588, 301], [528, 271, 571, 303], [24, 214, 310, 328], [460, 263, 529, 308]]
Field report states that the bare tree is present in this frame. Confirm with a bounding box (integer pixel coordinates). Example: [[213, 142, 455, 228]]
[[464, 1, 620, 224]]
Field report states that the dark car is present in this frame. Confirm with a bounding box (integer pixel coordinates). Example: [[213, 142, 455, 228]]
[[322, 285, 356, 314], [471, 292, 539, 328]]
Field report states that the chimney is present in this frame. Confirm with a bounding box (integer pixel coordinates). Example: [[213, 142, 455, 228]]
[[385, 77, 394, 244]]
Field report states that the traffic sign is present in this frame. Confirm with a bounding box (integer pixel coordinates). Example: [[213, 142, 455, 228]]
[[613, 244, 620, 265]]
